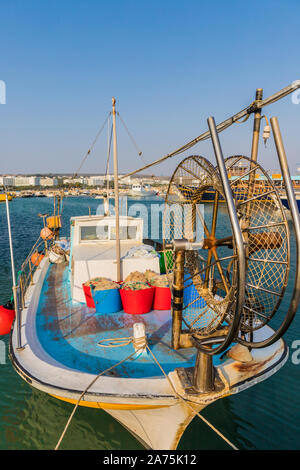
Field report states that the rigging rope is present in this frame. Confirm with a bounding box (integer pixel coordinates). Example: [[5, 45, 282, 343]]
[[71, 110, 154, 179], [105, 123, 113, 184], [120, 80, 300, 180], [73, 112, 111, 178], [117, 112, 148, 166]]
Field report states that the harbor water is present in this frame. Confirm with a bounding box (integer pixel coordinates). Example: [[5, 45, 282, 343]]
[[0, 196, 299, 450]]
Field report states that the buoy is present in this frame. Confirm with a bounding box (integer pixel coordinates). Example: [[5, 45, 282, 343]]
[[31, 252, 44, 266], [40, 226, 53, 240], [0, 303, 15, 335]]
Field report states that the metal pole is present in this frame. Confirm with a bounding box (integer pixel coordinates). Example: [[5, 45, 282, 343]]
[[204, 191, 219, 288], [237, 116, 300, 349], [207, 116, 246, 354], [112, 97, 121, 282], [106, 114, 110, 201], [250, 88, 263, 163], [269, 117, 300, 336], [245, 88, 263, 235], [171, 244, 185, 349], [247, 88, 263, 209], [193, 350, 214, 392], [5, 193, 22, 349]]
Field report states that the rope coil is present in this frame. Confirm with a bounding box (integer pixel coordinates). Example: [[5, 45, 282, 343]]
[[97, 335, 147, 350]]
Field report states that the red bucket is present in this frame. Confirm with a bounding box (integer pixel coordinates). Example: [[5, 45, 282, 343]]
[[153, 286, 171, 310], [120, 285, 155, 315], [82, 284, 95, 308]]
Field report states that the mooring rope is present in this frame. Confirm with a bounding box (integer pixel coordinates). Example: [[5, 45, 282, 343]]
[[145, 344, 238, 450], [54, 342, 146, 450], [54, 334, 238, 451]]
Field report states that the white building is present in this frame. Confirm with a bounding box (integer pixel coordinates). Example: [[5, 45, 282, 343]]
[[63, 177, 86, 185], [14, 176, 41, 187], [86, 176, 105, 186], [120, 175, 132, 185], [40, 177, 58, 186], [0, 175, 15, 186]]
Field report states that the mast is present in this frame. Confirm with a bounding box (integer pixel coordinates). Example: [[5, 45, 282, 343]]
[[250, 88, 263, 162], [106, 115, 110, 198], [112, 97, 121, 282]]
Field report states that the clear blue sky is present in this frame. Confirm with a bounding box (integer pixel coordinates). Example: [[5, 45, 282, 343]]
[[1, 0, 300, 176]]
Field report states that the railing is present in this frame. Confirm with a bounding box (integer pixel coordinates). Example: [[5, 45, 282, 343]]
[[18, 237, 53, 309], [15, 236, 54, 349]]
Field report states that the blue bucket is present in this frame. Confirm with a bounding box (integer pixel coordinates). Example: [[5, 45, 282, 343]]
[[183, 273, 220, 330], [91, 287, 122, 314], [183, 273, 206, 310]]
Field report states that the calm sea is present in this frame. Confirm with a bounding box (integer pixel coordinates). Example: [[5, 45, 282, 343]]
[[0, 196, 299, 450]]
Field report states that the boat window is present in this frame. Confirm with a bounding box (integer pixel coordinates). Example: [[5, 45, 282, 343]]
[[111, 226, 126, 240], [110, 225, 137, 240], [80, 225, 109, 241], [79, 222, 138, 241], [128, 226, 137, 239]]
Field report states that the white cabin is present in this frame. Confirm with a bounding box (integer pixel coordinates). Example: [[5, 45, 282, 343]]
[[69, 215, 160, 303]]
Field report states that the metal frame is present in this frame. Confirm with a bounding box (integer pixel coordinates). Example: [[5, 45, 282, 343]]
[[237, 117, 300, 348], [169, 120, 247, 357], [225, 155, 290, 333], [199, 116, 246, 355]]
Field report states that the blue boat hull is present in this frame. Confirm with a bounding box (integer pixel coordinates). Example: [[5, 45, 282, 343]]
[[280, 196, 300, 211]]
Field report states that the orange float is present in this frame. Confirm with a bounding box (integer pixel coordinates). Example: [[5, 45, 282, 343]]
[[0, 303, 15, 335], [40, 227, 54, 240], [31, 252, 44, 266]]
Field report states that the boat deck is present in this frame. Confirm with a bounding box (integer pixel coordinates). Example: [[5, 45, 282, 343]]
[[36, 262, 205, 379]]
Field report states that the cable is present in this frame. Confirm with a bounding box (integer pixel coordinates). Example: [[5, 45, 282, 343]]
[[145, 344, 238, 450], [55, 331, 238, 451], [73, 112, 111, 178], [120, 80, 300, 180], [117, 112, 148, 166], [54, 344, 145, 450], [105, 123, 113, 180]]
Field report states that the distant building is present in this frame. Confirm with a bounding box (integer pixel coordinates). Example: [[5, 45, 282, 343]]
[[229, 163, 248, 177], [120, 175, 132, 185], [63, 177, 86, 185], [86, 176, 105, 186], [14, 176, 41, 187], [0, 175, 15, 186], [40, 177, 58, 186]]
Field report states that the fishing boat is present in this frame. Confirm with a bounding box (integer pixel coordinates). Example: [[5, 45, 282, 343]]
[[177, 181, 273, 203], [5, 84, 300, 450], [129, 183, 157, 197], [21, 191, 34, 198], [0, 193, 12, 201], [280, 192, 300, 211]]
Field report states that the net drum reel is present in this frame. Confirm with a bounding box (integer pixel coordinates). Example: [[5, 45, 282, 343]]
[[162, 156, 244, 353], [223, 155, 290, 345], [163, 116, 300, 394]]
